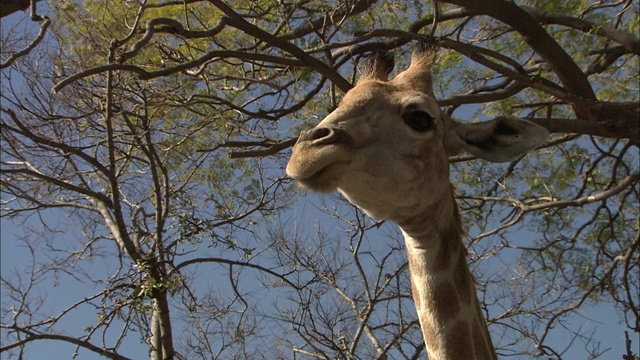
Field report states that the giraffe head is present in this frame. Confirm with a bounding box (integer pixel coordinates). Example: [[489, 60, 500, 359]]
[[286, 41, 548, 223]]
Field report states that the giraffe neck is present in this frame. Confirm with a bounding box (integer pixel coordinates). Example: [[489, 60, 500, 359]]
[[398, 194, 497, 360]]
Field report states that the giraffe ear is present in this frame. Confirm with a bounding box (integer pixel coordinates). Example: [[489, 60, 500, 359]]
[[392, 40, 437, 96], [445, 117, 549, 162], [359, 51, 395, 81]]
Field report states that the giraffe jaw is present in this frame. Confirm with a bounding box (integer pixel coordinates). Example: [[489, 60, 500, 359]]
[[286, 143, 352, 193], [292, 161, 351, 193]]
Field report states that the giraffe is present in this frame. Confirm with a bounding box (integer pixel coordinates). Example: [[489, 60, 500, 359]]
[[285, 41, 548, 359]]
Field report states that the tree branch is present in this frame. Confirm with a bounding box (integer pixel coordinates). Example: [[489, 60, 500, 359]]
[[207, 0, 352, 92], [527, 115, 639, 143], [0, 16, 50, 69], [1, 107, 110, 176], [172, 257, 301, 289], [442, 1, 597, 101], [0, 0, 44, 18], [0, 326, 132, 360], [279, 0, 380, 40], [215, 137, 298, 158], [521, 5, 640, 55], [1, 168, 113, 206], [52, 51, 302, 93]]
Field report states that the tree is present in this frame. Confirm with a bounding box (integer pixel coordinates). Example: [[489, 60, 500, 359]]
[[1, 0, 638, 359]]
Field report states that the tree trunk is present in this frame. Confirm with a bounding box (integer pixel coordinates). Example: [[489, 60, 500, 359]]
[[149, 295, 174, 360]]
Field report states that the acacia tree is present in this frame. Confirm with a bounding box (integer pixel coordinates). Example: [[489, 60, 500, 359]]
[[1, 0, 638, 359]]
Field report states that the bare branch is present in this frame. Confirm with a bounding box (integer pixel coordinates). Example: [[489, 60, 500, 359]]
[[0, 16, 50, 69], [172, 257, 300, 289], [216, 137, 298, 158]]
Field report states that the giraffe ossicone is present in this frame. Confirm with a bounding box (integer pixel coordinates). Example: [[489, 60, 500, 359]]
[[286, 41, 548, 360]]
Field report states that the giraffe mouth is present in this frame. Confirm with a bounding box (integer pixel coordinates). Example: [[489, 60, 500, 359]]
[[290, 159, 352, 193], [286, 128, 354, 193]]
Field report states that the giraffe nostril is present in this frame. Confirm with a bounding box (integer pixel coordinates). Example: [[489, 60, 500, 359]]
[[299, 127, 340, 145]]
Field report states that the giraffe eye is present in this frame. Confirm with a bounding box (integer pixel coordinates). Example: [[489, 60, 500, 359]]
[[402, 111, 435, 132]]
